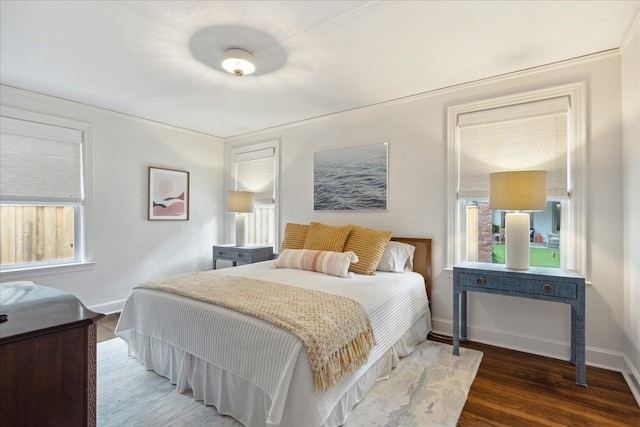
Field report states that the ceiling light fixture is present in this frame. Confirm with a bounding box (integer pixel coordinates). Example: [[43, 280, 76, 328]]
[[221, 48, 256, 76]]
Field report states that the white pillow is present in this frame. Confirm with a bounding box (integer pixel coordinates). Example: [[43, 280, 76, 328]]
[[275, 249, 358, 278], [376, 241, 415, 272]]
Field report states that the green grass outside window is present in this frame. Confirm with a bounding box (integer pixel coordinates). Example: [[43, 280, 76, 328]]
[[492, 244, 560, 268]]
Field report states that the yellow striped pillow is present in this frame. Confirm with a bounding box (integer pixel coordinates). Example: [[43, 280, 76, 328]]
[[303, 222, 352, 252], [281, 223, 309, 250], [343, 225, 392, 275]]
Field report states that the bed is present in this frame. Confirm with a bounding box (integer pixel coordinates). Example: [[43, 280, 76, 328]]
[[115, 237, 432, 427]]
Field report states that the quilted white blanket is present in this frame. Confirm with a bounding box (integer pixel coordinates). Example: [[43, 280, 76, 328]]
[[134, 273, 376, 392], [115, 261, 429, 426]]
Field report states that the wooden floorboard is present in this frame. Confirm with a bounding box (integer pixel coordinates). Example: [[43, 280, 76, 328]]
[[96, 313, 119, 343], [97, 315, 639, 426]]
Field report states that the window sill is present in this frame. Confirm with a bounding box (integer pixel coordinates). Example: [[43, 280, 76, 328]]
[[0, 261, 96, 282]]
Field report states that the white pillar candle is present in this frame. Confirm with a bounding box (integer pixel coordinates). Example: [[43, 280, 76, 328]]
[[505, 212, 530, 270]]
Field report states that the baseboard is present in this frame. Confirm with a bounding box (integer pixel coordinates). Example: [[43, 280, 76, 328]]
[[431, 317, 634, 379], [89, 299, 125, 315], [622, 354, 640, 406]]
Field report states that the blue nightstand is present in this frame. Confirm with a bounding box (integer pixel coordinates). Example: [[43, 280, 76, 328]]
[[452, 262, 586, 386], [212, 245, 273, 269]]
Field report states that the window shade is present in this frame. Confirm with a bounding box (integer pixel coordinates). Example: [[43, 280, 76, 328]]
[[457, 96, 569, 199], [234, 147, 275, 204], [1, 116, 83, 203]]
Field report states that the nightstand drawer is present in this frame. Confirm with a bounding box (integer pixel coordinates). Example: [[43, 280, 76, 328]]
[[457, 272, 525, 292], [525, 280, 576, 298], [212, 245, 274, 269], [214, 247, 249, 261]]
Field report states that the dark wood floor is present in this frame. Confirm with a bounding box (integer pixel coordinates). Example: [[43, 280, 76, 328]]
[[428, 334, 640, 426], [98, 315, 640, 426], [96, 313, 119, 343]]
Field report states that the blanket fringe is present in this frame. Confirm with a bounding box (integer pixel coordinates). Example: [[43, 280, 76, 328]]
[[314, 329, 376, 392]]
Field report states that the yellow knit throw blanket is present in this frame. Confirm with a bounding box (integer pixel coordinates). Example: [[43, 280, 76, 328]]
[[136, 272, 376, 391]]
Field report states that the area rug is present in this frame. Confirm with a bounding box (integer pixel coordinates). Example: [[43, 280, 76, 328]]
[[97, 338, 482, 427]]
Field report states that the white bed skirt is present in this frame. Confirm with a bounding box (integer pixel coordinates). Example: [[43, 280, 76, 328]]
[[124, 313, 430, 427]]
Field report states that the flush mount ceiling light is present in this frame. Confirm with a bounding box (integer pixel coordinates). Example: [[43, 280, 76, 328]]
[[221, 48, 256, 76]]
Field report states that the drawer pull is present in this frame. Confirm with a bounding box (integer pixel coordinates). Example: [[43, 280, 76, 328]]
[[217, 251, 224, 256], [542, 283, 553, 294], [238, 253, 244, 258], [475, 277, 485, 286]]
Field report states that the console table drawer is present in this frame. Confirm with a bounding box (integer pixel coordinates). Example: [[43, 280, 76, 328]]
[[457, 272, 524, 292], [526, 280, 576, 298]]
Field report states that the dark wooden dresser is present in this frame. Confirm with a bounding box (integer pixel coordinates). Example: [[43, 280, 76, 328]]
[[0, 282, 104, 426]]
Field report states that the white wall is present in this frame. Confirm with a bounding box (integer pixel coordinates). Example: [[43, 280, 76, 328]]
[[621, 15, 640, 397], [0, 85, 225, 313], [226, 53, 631, 375]]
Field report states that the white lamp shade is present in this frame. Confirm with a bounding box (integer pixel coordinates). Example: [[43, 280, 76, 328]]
[[227, 191, 255, 213], [489, 171, 547, 211]]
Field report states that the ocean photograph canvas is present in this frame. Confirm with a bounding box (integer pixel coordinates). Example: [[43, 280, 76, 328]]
[[314, 143, 388, 211]]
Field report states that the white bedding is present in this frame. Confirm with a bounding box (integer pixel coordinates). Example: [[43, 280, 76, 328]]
[[115, 260, 431, 427]]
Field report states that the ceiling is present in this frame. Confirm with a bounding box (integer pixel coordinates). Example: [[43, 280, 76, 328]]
[[1, 1, 638, 139]]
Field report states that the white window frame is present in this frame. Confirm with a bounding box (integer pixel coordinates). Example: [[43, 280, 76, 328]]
[[0, 106, 94, 279], [446, 83, 586, 276], [229, 140, 279, 251]]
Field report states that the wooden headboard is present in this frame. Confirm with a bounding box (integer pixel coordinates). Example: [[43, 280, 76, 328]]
[[390, 237, 432, 301]]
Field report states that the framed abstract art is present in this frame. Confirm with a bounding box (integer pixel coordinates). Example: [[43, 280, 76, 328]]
[[148, 167, 189, 220]]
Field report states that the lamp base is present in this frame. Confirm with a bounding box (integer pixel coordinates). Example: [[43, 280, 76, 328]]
[[235, 214, 247, 247], [505, 212, 530, 270]]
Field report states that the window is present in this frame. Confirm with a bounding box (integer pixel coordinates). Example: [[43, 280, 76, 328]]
[[230, 140, 279, 250], [0, 107, 92, 271], [447, 83, 586, 272], [463, 200, 562, 268]]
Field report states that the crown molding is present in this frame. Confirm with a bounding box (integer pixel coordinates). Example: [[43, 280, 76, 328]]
[[225, 49, 620, 142], [620, 10, 640, 54], [0, 84, 223, 140]]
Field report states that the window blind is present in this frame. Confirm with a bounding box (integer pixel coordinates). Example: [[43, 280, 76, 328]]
[[1, 116, 83, 203], [234, 147, 275, 205], [457, 96, 569, 200]]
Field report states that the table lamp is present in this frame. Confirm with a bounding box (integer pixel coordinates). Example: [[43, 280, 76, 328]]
[[226, 191, 255, 247], [489, 171, 546, 270]]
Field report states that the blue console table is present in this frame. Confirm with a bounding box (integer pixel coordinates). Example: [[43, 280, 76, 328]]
[[452, 262, 586, 386]]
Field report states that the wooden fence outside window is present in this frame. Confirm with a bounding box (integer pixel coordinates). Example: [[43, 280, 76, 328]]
[[0, 205, 75, 266]]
